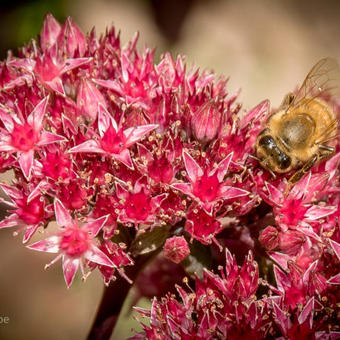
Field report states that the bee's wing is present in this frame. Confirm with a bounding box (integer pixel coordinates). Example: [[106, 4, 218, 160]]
[[288, 57, 340, 110]]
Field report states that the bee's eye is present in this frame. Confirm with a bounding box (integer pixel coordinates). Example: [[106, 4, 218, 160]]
[[278, 153, 291, 169], [259, 135, 275, 149]]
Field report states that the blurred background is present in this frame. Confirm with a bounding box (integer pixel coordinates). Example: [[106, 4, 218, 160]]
[[0, 0, 340, 339]]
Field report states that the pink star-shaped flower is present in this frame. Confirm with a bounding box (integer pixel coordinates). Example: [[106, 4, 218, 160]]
[[69, 105, 158, 168], [0, 96, 66, 179], [0, 183, 52, 243], [27, 198, 114, 287], [172, 151, 249, 214], [263, 172, 337, 232]]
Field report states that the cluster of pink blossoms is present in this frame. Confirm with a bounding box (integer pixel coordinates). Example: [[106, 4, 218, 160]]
[[0, 14, 339, 339]]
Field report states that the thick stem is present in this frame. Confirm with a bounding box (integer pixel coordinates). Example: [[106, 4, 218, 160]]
[[87, 253, 154, 340]]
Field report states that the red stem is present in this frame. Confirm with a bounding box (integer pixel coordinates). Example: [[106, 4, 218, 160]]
[[87, 253, 154, 340]]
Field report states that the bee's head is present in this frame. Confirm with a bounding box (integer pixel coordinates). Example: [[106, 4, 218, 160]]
[[255, 131, 292, 173]]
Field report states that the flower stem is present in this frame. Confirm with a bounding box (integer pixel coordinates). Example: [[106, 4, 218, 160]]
[[87, 253, 155, 340]]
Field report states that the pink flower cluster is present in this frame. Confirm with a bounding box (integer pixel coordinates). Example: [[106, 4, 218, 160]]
[[0, 13, 339, 339]]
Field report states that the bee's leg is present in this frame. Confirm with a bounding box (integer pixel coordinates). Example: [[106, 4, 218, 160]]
[[288, 155, 318, 184], [318, 144, 335, 157], [267, 167, 277, 179], [288, 145, 334, 186]]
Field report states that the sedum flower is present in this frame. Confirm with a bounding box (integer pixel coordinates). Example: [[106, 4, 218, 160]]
[[27, 199, 113, 287], [0, 97, 65, 179], [163, 236, 190, 264], [172, 151, 249, 214], [0, 13, 339, 339], [69, 105, 158, 169]]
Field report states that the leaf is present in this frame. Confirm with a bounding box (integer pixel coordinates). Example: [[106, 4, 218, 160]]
[[129, 226, 170, 257], [181, 241, 212, 279]]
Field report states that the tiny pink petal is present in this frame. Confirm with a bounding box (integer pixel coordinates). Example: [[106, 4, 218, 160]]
[[329, 239, 340, 261], [0, 184, 22, 200], [38, 131, 66, 146], [0, 107, 14, 132], [40, 13, 61, 51], [219, 186, 249, 200], [98, 105, 117, 136], [68, 140, 104, 154], [77, 80, 107, 121], [183, 151, 203, 182], [0, 142, 16, 152], [171, 183, 193, 197], [327, 273, 340, 284], [305, 205, 337, 220], [45, 78, 65, 96], [85, 244, 114, 267], [240, 99, 270, 129], [62, 57, 92, 73], [27, 236, 60, 253], [213, 152, 233, 181], [298, 297, 314, 328], [83, 215, 109, 238], [265, 182, 283, 205], [23, 225, 40, 244], [124, 124, 158, 146], [19, 149, 34, 180], [62, 256, 80, 288], [54, 198, 73, 227], [0, 214, 19, 229], [93, 78, 121, 92], [114, 149, 134, 169], [27, 96, 49, 131]]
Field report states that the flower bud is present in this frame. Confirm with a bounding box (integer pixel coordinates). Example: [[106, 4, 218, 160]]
[[191, 101, 222, 143], [163, 236, 190, 264], [259, 226, 279, 250], [58, 16, 86, 56], [77, 80, 107, 121], [40, 13, 61, 51]]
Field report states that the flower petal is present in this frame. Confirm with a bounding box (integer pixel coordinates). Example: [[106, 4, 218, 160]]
[[23, 224, 40, 244], [171, 183, 193, 197], [219, 186, 249, 200], [27, 236, 60, 253], [0, 184, 22, 200], [305, 205, 337, 220], [329, 239, 340, 261], [38, 131, 66, 146], [68, 139, 104, 154], [93, 78, 121, 92], [62, 256, 80, 288], [18, 150, 34, 180], [46, 78, 65, 96], [27, 96, 49, 132], [327, 273, 340, 284], [264, 182, 283, 206], [83, 215, 109, 237], [85, 244, 114, 267], [54, 198, 73, 227], [0, 214, 19, 229], [182, 151, 203, 182], [98, 105, 117, 137], [298, 297, 314, 328], [62, 57, 92, 73], [213, 152, 233, 182], [0, 141, 16, 152], [0, 106, 14, 132], [124, 124, 158, 146], [114, 149, 133, 169]]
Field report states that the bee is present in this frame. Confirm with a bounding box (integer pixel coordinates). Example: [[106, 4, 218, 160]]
[[255, 57, 340, 184]]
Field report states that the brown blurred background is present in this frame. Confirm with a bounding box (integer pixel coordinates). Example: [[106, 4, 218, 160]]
[[0, 0, 340, 339]]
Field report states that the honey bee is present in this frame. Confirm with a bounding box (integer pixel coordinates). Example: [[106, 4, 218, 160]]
[[255, 57, 340, 184]]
